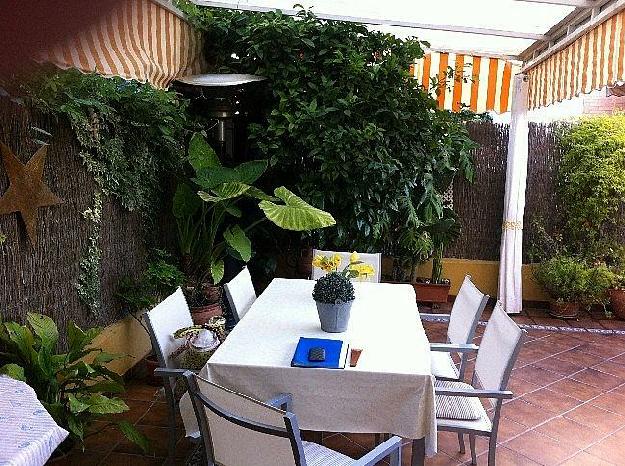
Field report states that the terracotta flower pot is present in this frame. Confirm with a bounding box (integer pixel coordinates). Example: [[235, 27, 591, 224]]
[[549, 301, 581, 319], [609, 288, 625, 320], [413, 282, 451, 303], [201, 283, 222, 303], [191, 303, 223, 325], [298, 247, 313, 277]]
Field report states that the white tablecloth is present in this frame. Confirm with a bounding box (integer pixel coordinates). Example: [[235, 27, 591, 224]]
[[0, 376, 69, 466], [180, 278, 437, 456]]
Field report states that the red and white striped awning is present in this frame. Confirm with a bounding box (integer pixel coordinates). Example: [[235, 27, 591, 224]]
[[526, 8, 625, 109], [38, 0, 206, 89], [412, 52, 521, 114]]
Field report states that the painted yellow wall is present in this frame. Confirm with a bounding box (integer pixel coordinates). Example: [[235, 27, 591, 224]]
[[91, 314, 152, 375], [414, 258, 549, 301]]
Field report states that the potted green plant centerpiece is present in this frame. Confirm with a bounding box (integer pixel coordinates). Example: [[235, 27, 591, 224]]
[[311, 253, 374, 332], [173, 133, 335, 324], [533, 255, 613, 318]]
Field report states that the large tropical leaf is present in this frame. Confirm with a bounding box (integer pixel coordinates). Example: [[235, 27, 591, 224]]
[[0, 363, 25, 381], [26, 313, 59, 350], [188, 132, 220, 172], [198, 182, 252, 203], [3, 322, 35, 363], [224, 225, 252, 262], [234, 160, 268, 184], [172, 183, 202, 219], [259, 187, 336, 231], [244, 186, 275, 201], [193, 167, 239, 190]]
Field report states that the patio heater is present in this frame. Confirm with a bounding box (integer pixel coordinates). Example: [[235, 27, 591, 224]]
[[175, 74, 268, 160]]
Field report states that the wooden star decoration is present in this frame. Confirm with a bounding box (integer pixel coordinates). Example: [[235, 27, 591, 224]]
[[0, 143, 64, 246]]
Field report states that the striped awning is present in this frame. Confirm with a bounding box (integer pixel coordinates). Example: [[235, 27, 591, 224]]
[[412, 52, 521, 114], [526, 9, 625, 109], [38, 0, 206, 89]]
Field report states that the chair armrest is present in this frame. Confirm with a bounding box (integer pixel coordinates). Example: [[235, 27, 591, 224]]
[[353, 435, 402, 466], [435, 387, 514, 399], [430, 343, 479, 353], [153, 368, 190, 378], [419, 313, 450, 322], [265, 393, 293, 411]]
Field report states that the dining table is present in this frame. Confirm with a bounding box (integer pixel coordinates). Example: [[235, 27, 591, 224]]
[[179, 278, 437, 465], [0, 375, 69, 466]]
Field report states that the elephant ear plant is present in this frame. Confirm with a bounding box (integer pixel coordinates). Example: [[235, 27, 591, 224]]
[[0, 313, 149, 454], [173, 133, 336, 285]]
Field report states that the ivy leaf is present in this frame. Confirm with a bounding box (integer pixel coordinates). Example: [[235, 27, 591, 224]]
[[210, 259, 225, 284], [224, 225, 252, 262], [259, 187, 336, 231]]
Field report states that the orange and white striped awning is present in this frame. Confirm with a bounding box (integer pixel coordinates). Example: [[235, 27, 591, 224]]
[[526, 9, 625, 109], [412, 52, 521, 114], [38, 0, 206, 89]]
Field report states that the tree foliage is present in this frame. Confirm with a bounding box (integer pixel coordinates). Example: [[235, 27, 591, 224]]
[[177, 3, 475, 252]]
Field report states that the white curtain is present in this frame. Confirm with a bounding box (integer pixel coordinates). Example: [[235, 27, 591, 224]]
[[498, 74, 529, 314]]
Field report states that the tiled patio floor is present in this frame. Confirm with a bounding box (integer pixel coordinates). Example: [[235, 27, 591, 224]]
[[53, 317, 625, 466]]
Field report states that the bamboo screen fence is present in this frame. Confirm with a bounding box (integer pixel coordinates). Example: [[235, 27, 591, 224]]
[[0, 99, 146, 333], [446, 121, 564, 262]]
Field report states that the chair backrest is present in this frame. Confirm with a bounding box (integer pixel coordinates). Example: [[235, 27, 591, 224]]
[[143, 288, 194, 374], [224, 267, 256, 322], [311, 249, 381, 282], [185, 372, 305, 466], [447, 275, 489, 345], [473, 301, 524, 405]]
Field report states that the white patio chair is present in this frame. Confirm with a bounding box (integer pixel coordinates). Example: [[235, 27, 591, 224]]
[[311, 249, 381, 282], [421, 275, 489, 381], [158, 369, 402, 466], [434, 302, 524, 466], [224, 266, 256, 322], [143, 288, 200, 459]]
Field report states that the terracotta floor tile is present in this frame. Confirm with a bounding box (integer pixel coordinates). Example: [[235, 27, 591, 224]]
[[105, 400, 152, 424], [555, 349, 606, 367], [101, 452, 163, 465], [607, 352, 625, 365], [83, 421, 125, 453], [437, 431, 488, 460], [322, 433, 368, 459], [505, 429, 581, 465], [571, 368, 625, 390], [534, 416, 607, 449], [585, 428, 625, 464], [122, 382, 161, 402], [500, 399, 555, 428], [50, 450, 105, 466], [589, 390, 625, 416], [506, 376, 541, 398], [473, 446, 541, 466], [592, 360, 625, 379], [559, 450, 616, 465], [578, 342, 625, 359], [343, 432, 377, 450], [548, 377, 605, 401], [511, 364, 563, 386], [564, 404, 625, 434], [113, 425, 171, 457], [496, 417, 527, 442], [137, 401, 184, 427], [533, 356, 585, 376], [521, 387, 582, 413]]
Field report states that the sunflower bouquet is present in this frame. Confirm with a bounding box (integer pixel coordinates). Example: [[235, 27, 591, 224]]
[[312, 251, 375, 280]]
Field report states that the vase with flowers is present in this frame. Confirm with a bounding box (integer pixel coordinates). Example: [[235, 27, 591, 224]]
[[311, 252, 375, 332]]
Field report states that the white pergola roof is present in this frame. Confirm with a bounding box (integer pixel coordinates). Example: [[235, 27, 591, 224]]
[[191, 0, 598, 59]]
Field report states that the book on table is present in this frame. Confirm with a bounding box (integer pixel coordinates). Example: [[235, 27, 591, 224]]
[[291, 337, 350, 369]]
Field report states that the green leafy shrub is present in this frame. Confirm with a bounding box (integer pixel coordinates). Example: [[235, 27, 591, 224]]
[[0, 313, 148, 453], [533, 255, 613, 306], [177, 3, 475, 252], [559, 115, 625, 255], [312, 272, 355, 304]]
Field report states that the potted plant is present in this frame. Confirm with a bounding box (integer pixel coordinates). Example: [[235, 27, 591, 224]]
[[397, 207, 460, 303], [174, 133, 336, 323], [311, 252, 374, 332], [608, 270, 625, 320], [0, 313, 149, 456], [533, 255, 613, 318]]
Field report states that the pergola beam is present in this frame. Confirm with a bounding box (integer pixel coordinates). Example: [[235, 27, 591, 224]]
[[192, 0, 549, 40], [513, 0, 598, 7]]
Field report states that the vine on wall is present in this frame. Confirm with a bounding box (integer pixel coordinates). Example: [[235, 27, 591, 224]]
[[76, 191, 102, 315]]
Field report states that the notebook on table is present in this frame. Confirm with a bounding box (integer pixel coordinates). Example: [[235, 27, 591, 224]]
[[291, 337, 350, 369]]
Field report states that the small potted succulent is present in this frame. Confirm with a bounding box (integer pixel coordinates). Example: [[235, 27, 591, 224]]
[[311, 252, 374, 332]]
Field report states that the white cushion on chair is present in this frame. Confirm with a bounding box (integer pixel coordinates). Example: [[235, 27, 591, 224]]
[[303, 441, 355, 466], [435, 380, 484, 421], [430, 352, 460, 380]]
